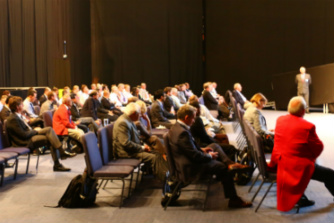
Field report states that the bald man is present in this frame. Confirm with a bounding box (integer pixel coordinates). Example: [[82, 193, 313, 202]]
[[268, 96, 334, 212]]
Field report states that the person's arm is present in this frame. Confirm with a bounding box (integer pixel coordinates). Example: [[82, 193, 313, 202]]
[[116, 121, 142, 153], [252, 109, 272, 136], [7, 117, 38, 140]]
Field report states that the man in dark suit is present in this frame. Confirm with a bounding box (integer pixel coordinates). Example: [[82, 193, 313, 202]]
[[163, 87, 176, 112], [113, 102, 156, 170], [295, 66, 311, 113], [0, 96, 11, 123], [39, 87, 51, 106], [232, 83, 249, 109], [168, 104, 252, 208], [6, 96, 75, 171], [150, 89, 175, 129], [202, 82, 219, 110], [100, 90, 123, 116]]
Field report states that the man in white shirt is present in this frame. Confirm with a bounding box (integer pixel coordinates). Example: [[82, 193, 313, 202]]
[[139, 83, 152, 103]]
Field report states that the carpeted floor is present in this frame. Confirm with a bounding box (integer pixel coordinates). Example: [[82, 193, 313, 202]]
[[1, 110, 334, 223]]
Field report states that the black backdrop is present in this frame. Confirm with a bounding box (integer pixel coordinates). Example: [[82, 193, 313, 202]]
[[91, 0, 204, 94], [1, 0, 333, 103]]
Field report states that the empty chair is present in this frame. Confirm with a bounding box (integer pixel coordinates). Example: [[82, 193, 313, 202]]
[[82, 132, 135, 207]]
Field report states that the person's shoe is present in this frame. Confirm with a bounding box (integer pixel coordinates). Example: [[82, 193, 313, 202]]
[[228, 163, 252, 173], [60, 150, 77, 160], [297, 196, 315, 208], [53, 163, 71, 172], [228, 196, 252, 209]]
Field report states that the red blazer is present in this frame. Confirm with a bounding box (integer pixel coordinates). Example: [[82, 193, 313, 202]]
[[268, 114, 323, 212], [53, 104, 76, 135]]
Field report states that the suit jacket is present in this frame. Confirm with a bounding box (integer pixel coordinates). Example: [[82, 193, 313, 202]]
[[232, 90, 246, 107], [6, 113, 38, 147], [169, 122, 212, 183], [150, 100, 175, 128], [190, 117, 215, 147], [268, 114, 323, 212], [0, 106, 11, 123], [39, 94, 47, 106], [113, 114, 143, 158], [243, 104, 272, 136], [53, 104, 76, 135], [80, 97, 98, 120], [295, 73, 311, 94], [40, 100, 54, 115], [101, 97, 116, 110], [163, 96, 175, 112], [71, 103, 81, 121], [202, 90, 218, 110]]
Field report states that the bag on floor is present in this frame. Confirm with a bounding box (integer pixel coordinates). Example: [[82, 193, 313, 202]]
[[57, 173, 98, 208]]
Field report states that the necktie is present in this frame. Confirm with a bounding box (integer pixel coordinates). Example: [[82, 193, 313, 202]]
[[30, 103, 35, 115]]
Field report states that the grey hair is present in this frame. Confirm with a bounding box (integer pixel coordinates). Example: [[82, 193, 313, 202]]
[[123, 102, 141, 116], [135, 100, 147, 114], [288, 96, 306, 116], [177, 104, 197, 120]]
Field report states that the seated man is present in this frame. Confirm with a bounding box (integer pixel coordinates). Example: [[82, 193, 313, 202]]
[[40, 91, 57, 115], [23, 89, 44, 128], [0, 95, 11, 123], [163, 87, 176, 113], [150, 89, 176, 129], [202, 82, 219, 111], [113, 103, 156, 171], [6, 96, 76, 171], [70, 93, 100, 133], [100, 90, 123, 116], [268, 96, 334, 212], [39, 87, 51, 106], [53, 94, 85, 148], [168, 104, 252, 208], [232, 83, 250, 109]]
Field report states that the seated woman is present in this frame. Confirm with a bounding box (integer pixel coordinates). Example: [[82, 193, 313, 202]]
[[243, 93, 274, 152], [189, 101, 238, 161]]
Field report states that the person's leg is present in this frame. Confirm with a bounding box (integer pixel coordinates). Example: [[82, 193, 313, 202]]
[[311, 164, 334, 196], [30, 135, 58, 162], [207, 143, 234, 166], [68, 128, 85, 142], [305, 91, 310, 112], [36, 127, 62, 149], [145, 135, 165, 155], [132, 152, 156, 171]]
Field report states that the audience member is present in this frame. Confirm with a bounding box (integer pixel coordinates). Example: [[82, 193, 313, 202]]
[[139, 82, 152, 104], [39, 87, 51, 106], [150, 89, 175, 129], [40, 91, 57, 115], [163, 87, 176, 113], [268, 96, 334, 211], [232, 83, 250, 109], [170, 87, 183, 110], [0, 95, 11, 122]]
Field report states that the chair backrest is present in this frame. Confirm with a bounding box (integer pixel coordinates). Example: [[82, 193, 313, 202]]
[[34, 105, 41, 116], [97, 123, 114, 165], [251, 128, 268, 179], [237, 103, 245, 120], [0, 120, 11, 148], [163, 132, 176, 177], [42, 110, 53, 127], [82, 132, 103, 175], [198, 96, 205, 105]]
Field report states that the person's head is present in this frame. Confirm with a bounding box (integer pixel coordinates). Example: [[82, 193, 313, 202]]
[[62, 94, 72, 107], [250, 93, 267, 109], [288, 96, 306, 117], [234, 83, 242, 91], [89, 90, 98, 99], [180, 84, 186, 91], [44, 87, 51, 94], [177, 105, 197, 126], [2, 90, 11, 96], [118, 83, 125, 91], [111, 86, 118, 93], [212, 82, 217, 89], [62, 89, 70, 97], [103, 90, 110, 98], [91, 83, 96, 90], [203, 82, 212, 91], [72, 85, 79, 94], [123, 102, 141, 121], [131, 87, 139, 96], [164, 87, 172, 96], [9, 96, 23, 113], [300, 66, 306, 74], [70, 93, 78, 104], [189, 95, 199, 104], [141, 83, 147, 90], [136, 100, 147, 114], [185, 82, 190, 89], [189, 100, 201, 117], [47, 91, 55, 101], [63, 86, 70, 91], [81, 84, 89, 93], [171, 87, 178, 96], [154, 89, 165, 101], [124, 84, 131, 92], [27, 89, 37, 101]]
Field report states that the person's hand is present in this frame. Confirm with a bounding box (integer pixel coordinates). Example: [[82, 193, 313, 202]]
[[144, 144, 151, 152], [75, 120, 81, 125], [109, 111, 114, 116], [209, 152, 218, 160], [201, 147, 213, 154], [95, 119, 101, 125]]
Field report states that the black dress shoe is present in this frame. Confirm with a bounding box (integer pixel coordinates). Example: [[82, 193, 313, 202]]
[[53, 163, 71, 172], [297, 196, 315, 208], [228, 196, 252, 208], [60, 151, 77, 160]]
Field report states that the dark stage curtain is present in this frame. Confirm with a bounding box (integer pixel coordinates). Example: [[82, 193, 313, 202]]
[[90, 0, 204, 94], [205, 0, 334, 101], [0, 0, 91, 88]]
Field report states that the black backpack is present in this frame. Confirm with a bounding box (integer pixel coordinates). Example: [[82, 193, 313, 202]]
[[57, 173, 98, 208]]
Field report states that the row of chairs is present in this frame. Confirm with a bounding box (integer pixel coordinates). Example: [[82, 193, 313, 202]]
[[81, 123, 141, 208]]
